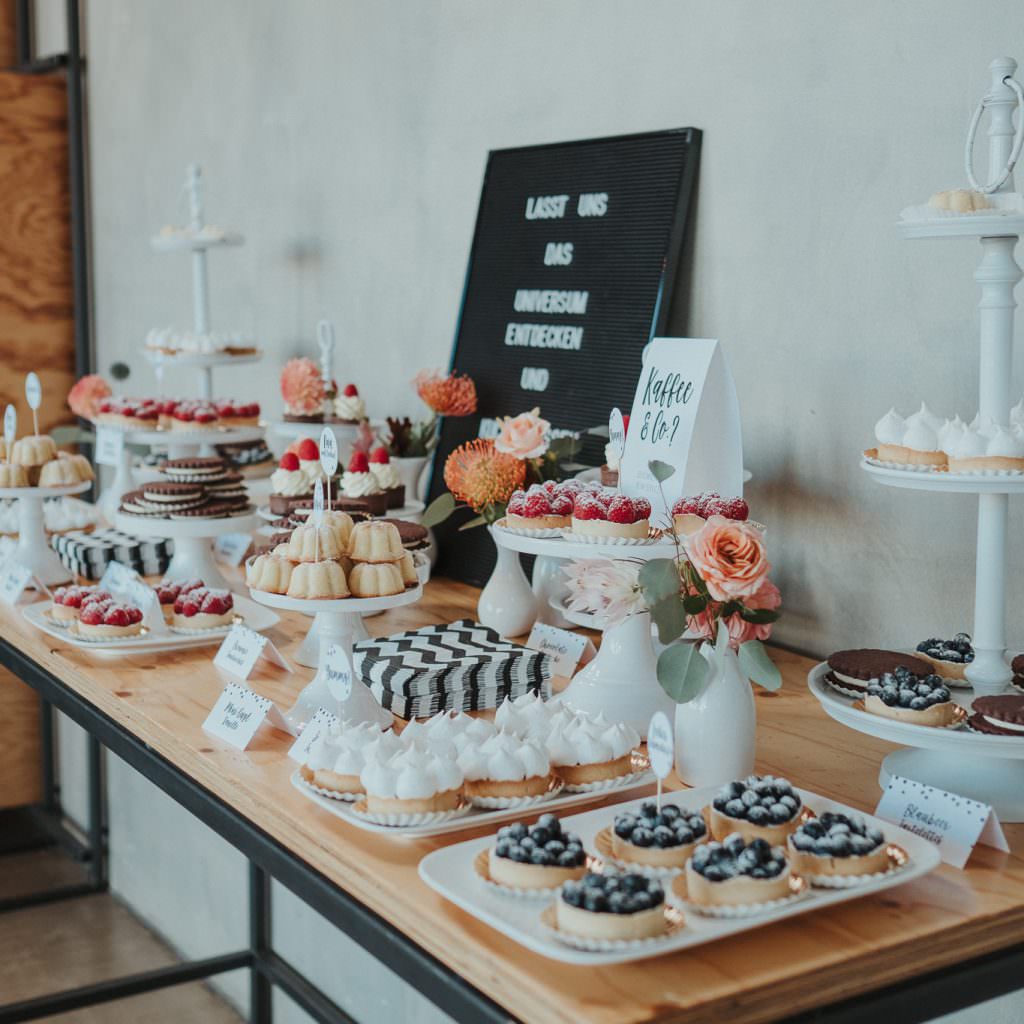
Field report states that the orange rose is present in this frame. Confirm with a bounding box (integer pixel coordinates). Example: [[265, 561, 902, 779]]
[[494, 408, 549, 460], [67, 374, 111, 419], [685, 516, 770, 602]]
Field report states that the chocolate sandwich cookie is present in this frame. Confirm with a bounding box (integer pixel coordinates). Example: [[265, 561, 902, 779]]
[[119, 490, 167, 516], [1011, 654, 1024, 691], [142, 481, 205, 504], [826, 649, 931, 693], [969, 695, 1024, 736], [205, 471, 245, 491], [159, 456, 228, 478]]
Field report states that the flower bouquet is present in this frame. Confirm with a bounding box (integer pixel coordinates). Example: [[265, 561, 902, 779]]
[[386, 370, 478, 458]]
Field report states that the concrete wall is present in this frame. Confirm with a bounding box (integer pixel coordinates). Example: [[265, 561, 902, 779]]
[[50, 1, 1024, 1020]]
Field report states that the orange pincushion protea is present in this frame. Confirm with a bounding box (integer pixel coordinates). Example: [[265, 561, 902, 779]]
[[444, 439, 525, 513], [280, 358, 325, 415], [67, 374, 112, 419], [415, 370, 477, 417]]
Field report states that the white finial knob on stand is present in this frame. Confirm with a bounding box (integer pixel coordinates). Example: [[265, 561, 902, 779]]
[[185, 164, 213, 397]]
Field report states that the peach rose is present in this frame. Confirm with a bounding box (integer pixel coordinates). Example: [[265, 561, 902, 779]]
[[685, 515, 770, 602], [67, 374, 111, 419], [725, 579, 781, 646], [494, 408, 549, 460]]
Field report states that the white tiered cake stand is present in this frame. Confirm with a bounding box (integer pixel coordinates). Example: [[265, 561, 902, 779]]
[[114, 510, 259, 591], [248, 585, 423, 733], [0, 482, 91, 584]]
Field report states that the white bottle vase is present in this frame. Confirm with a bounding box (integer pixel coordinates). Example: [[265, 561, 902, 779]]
[[477, 529, 536, 637], [674, 643, 756, 788], [392, 455, 430, 504], [558, 611, 674, 737]]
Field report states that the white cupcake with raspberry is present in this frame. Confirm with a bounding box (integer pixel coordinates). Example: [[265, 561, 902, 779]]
[[504, 484, 573, 532], [571, 493, 651, 540]]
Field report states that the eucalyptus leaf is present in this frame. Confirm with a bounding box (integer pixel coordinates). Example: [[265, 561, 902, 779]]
[[458, 515, 488, 531], [420, 492, 456, 529], [738, 639, 782, 691], [657, 642, 710, 704], [649, 596, 686, 645], [738, 607, 781, 625], [681, 593, 707, 615], [647, 459, 676, 483], [638, 558, 680, 607]]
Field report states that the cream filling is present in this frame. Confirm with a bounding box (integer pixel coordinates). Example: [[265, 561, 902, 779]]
[[984, 715, 1024, 733], [831, 669, 870, 687]]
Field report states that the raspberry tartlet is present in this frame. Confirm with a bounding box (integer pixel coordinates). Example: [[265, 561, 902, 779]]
[[171, 586, 235, 631], [488, 815, 589, 890], [709, 775, 803, 845], [671, 492, 748, 536], [505, 486, 572, 531], [50, 585, 104, 624], [155, 578, 205, 623], [571, 494, 650, 540], [78, 598, 145, 639]]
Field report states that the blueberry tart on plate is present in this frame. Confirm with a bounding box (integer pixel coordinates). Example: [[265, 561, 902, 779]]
[[708, 775, 803, 844], [787, 812, 891, 880], [486, 815, 588, 890], [915, 634, 973, 682], [863, 669, 959, 728], [607, 801, 708, 870], [555, 871, 669, 940], [683, 835, 793, 908]]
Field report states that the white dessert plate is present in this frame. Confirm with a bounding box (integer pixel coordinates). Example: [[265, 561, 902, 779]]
[[418, 788, 941, 965], [92, 423, 266, 447], [22, 594, 279, 653], [290, 757, 654, 838], [860, 457, 1024, 494]]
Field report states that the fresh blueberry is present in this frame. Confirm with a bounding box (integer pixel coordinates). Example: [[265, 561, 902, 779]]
[[630, 826, 654, 848], [675, 827, 694, 845], [495, 840, 512, 858], [631, 890, 655, 910], [653, 826, 676, 848], [536, 813, 560, 834], [661, 805, 681, 822], [509, 845, 530, 863], [640, 801, 659, 818], [724, 798, 746, 818], [768, 803, 792, 824], [545, 840, 566, 857], [747, 806, 769, 825], [607, 891, 630, 914], [583, 891, 608, 913], [530, 826, 553, 847], [558, 850, 582, 867], [702, 864, 726, 882], [531, 848, 554, 865], [614, 815, 637, 839]]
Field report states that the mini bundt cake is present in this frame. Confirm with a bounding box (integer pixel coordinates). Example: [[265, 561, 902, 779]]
[[246, 554, 294, 595], [348, 520, 404, 563], [280, 523, 345, 563], [929, 188, 991, 213], [397, 550, 418, 588], [0, 464, 29, 488], [286, 559, 350, 599], [321, 509, 354, 551], [61, 452, 95, 482], [349, 561, 404, 598], [39, 458, 81, 487], [11, 434, 57, 468]]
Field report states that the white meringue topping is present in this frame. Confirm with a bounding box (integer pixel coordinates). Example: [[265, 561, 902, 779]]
[[458, 732, 550, 781], [360, 745, 463, 800], [874, 409, 905, 446]]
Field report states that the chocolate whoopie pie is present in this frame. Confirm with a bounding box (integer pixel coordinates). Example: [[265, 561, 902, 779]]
[[826, 649, 931, 693], [969, 695, 1024, 736], [1011, 654, 1024, 691]]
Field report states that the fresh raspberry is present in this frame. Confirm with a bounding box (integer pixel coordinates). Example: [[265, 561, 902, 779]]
[[696, 492, 721, 517], [158, 399, 178, 415], [522, 491, 552, 517], [193, 409, 217, 424], [551, 493, 574, 516], [179, 578, 205, 594], [80, 604, 104, 625], [81, 591, 112, 607], [541, 480, 558, 494], [244, 402, 260, 416], [633, 498, 651, 520], [348, 451, 370, 473], [607, 496, 637, 524], [573, 496, 607, 521], [297, 438, 320, 461], [672, 496, 701, 516], [215, 400, 234, 416], [156, 583, 181, 604], [279, 452, 300, 471], [104, 605, 132, 627], [176, 594, 201, 616], [174, 407, 195, 421], [555, 479, 584, 494], [506, 490, 527, 515], [343, 383, 359, 397], [714, 497, 749, 521], [592, 489, 613, 508], [369, 446, 390, 465], [201, 589, 232, 614], [97, 398, 115, 414], [136, 406, 159, 421]]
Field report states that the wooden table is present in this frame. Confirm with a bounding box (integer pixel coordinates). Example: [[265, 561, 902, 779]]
[[3, 576, 1024, 1024]]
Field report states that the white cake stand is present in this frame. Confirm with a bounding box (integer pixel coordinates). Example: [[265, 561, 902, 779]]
[[248, 585, 423, 732], [114, 510, 259, 590], [808, 661, 1024, 820], [0, 481, 91, 584]]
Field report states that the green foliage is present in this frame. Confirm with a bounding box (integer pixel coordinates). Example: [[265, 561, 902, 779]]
[[648, 459, 676, 483], [738, 639, 782, 691], [657, 642, 710, 704], [420, 492, 455, 528]]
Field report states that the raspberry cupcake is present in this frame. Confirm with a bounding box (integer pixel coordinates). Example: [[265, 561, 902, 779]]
[[50, 585, 104, 624], [171, 586, 235, 631], [571, 494, 650, 540], [487, 815, 588, 891], [504, 485, 572, 531], [671, 492, 748, 536], [608, 801, 708, 870], [708, 775, 803, 844], [78, 597, 145, 639], [787, 812, 890, 881]]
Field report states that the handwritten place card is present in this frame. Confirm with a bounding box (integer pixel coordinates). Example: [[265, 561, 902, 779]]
[[608, 408, 626, 461], [202, 681, 289, 750], [875, 774, 1009, 869], [526, 622, 594, 677], [324, 643, 353, 701], [0, 563, 34, 605], [213, 623, 290, 680], [214, 532, 252, 566], [94, 425, 125, 467], [287, 706, 341, 763], [647, 711, 675, 812]]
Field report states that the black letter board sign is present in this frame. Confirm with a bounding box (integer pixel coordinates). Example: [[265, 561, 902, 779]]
[[430, 127, 701, 586]]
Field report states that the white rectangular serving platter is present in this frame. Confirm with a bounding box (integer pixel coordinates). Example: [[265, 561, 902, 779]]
[[418, 786, 942, 965], [22, 595, 280, 654], [290, 765, 655, 839]]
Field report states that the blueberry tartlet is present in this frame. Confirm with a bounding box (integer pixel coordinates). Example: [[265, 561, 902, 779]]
[[709, 775, 803, 845], [864, 669, 958, 728], [610, 801, 708, 869], [556, 871, 668, 940], [685, 835, 792, 907], [488, 815, 588, 890], [787, 813, 890, 880], [915, 634, 973, 681]]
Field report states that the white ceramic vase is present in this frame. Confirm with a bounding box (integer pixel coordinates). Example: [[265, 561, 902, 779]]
[[477, 528, 536, 637], [392, 455, 430, 504], [674, 642, 756, 788]]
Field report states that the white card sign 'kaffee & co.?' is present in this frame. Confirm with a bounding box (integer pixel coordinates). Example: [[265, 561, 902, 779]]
[[202, 681, 290, 750], [874, 774, 1009, 869], [618, 337, 743, 509]]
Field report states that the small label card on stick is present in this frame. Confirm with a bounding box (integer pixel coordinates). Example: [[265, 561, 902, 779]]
[[647, 711, 674, 811], [526, 622, 594, 677], [95, 425, 125, 468], [4, 405, 16, 452], [202, 681, 289, 750], [324, 642, 353, 701], [608, 407, 627, 461], [214, 532, 252, 566], [287, 706, 341, 763], [875, 774, 1009, 869], [0, 563, 34, 605], [213, 623, 290, 681]]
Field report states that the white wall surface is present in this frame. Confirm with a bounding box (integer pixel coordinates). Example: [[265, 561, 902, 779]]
[[52, 0, 1024, 1021]]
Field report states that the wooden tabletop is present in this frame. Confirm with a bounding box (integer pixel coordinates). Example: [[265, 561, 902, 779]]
[[5, 575, 1024, 1024]]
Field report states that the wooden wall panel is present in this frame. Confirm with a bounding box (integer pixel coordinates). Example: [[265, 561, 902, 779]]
[[0, 668, 41, 808], [0, 2, 15, 68], [0, 70, 75, 436]]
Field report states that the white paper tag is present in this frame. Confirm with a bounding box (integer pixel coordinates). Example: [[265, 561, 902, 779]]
[[875, 774, 1010, 869], [319, 427, 339, 478], [98, 560, 138, 594], [202, 681, 289, 750], [97, 561, 165, 633], [324, 642, 353, 700], [95, 425, 125, 467], [0, 563, 34, 605], [646, 712, 674, 778], [213, 622, 291, 679], [3, 405, 16, 451], [618, 337, 743, 509], [213, 532, 252, 566], [526, 622, 593, 677], [287, 706, 341, 762], [608, 408, 626, 461], [24, 372, 42, 410], [311, 479, 324, 527]]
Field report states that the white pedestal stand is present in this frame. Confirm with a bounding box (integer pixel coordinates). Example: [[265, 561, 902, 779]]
[[293, 607, 371, 669], [114, 511, 260, 591], [0, 482, 90, 585], [248, 586, 423, 733]]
